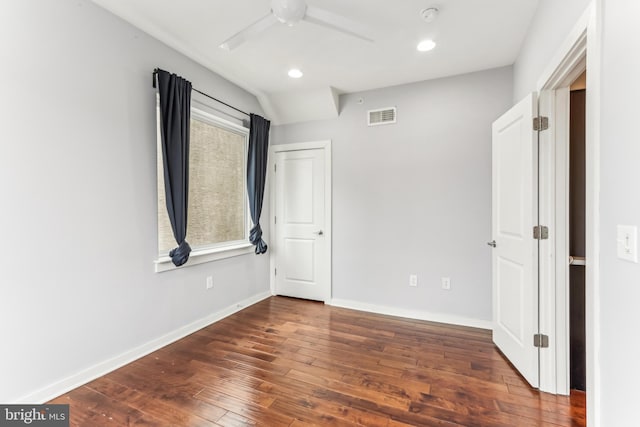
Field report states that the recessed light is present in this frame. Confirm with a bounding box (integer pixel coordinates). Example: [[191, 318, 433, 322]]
[[288, 68, 303, 78], [417, 39, 436, 52]]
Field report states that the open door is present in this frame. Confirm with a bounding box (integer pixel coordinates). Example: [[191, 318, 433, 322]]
[[491, 93, 540, 387]]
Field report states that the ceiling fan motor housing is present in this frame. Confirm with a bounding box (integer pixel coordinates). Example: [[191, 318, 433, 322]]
[[271, 0, 307, 26]]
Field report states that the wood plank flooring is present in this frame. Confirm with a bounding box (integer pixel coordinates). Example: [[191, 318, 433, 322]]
[[50, 296, 586, 426]]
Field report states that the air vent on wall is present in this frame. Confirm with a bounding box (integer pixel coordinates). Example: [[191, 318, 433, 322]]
[[367, 107, 396, 126]]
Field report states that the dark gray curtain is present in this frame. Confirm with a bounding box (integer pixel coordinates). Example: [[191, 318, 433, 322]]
[[157, 69, 192, 266], [247, 114, 271, 254]]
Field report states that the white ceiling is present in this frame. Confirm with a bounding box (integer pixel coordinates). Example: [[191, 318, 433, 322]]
[[92, 0, 539, 124]]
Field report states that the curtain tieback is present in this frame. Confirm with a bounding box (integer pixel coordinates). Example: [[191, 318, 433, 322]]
[[169, 241, 192, 267], [250, 224, 268, 254]]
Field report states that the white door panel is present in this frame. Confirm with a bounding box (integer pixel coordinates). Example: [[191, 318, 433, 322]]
[[284, 238, 315, 282], [274, 146, 330, 302], [283, 158, 314, 223], [492, 93, 539, 387]]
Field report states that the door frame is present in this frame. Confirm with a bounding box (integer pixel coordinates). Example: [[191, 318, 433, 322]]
[[268, 140, 333, 301], [536, 2, 601, 424]]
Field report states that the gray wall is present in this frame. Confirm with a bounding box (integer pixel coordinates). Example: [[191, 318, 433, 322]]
[[513, 0, 592, 101], [599, 0, 640, 423], [0, 0, 269, 402], [272, 67, 513, 323]]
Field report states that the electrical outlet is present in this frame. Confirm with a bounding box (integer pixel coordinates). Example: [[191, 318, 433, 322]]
[[206, 276, 214, 290], [409, 274, 418, 287], [441, 277, 451, 290]]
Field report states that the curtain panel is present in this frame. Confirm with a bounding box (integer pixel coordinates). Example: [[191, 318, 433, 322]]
[[156, 69, 192, 266], [247, 114, 271, 254]]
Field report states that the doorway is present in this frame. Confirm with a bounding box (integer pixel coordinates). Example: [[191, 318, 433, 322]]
[[493, 10, 595, 399], [499, 4, 599, 423], [491, 78, 589, 395], [269, 141, 332, 302], [569, 73, 586, 392]]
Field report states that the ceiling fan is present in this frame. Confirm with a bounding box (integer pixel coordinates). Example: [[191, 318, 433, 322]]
[[220, 0, 373, 50]]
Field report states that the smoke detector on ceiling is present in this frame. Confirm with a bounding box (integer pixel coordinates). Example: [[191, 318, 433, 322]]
[[420, 7, 439, 23]]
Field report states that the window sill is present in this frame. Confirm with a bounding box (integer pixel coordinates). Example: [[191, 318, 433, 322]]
[[154, 242, 255, 273]]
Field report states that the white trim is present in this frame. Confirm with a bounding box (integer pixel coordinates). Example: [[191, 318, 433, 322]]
[[534, 2, 601, 425], [15, 291, 271, 404], [538, 86, 574, 395], [537, 8, 589, 396], [269, 141, 333, 302], [329, 299, 492, 331], [538, 88, 560, 394], [154, 243, 254, 273], [556, 87, 572, 395], [536, 6, 591, 92], [584, 5, 602, 425], [271, 140, 332, 153], [191, 107, 249, 134], [269, 148, 276, 295]]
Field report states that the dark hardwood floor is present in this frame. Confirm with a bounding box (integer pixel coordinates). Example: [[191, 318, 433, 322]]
[[50, 296, 586, 426]]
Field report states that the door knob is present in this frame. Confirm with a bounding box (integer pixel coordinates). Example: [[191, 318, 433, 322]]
[[487, 240, 497, 248], [314, 230, 324, 236]]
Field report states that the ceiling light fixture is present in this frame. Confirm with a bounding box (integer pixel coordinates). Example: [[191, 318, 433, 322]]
[[417, 39, 436, 52], [288, 68, 304, 78]]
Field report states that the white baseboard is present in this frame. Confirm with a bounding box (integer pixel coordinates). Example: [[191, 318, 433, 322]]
[[17, 291, 271, 404], [328, 298, 492, 331]]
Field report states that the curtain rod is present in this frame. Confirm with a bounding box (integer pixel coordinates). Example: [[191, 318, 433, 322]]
[[153, 68, 250, 118]]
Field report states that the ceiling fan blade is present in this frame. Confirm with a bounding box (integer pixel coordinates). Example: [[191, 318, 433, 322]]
[[220, 13, 278, 50], [304, 6, 374, 43]]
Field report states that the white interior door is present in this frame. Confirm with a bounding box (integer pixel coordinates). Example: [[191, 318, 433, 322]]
[[273, 144, 331, 302], [491, 93, 539, 387]]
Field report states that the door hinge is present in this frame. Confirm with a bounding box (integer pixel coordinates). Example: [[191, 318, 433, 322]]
[[533, 116, 549, 131], [274, 164, 277, 173], [274, 268, 277, 276], [533, 225, 549, 240], [274, 216, 277, 225], [533, 334, 549, 348]]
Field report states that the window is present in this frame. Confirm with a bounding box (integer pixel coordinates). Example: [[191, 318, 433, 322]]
[[156, 105, 251, 270]]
